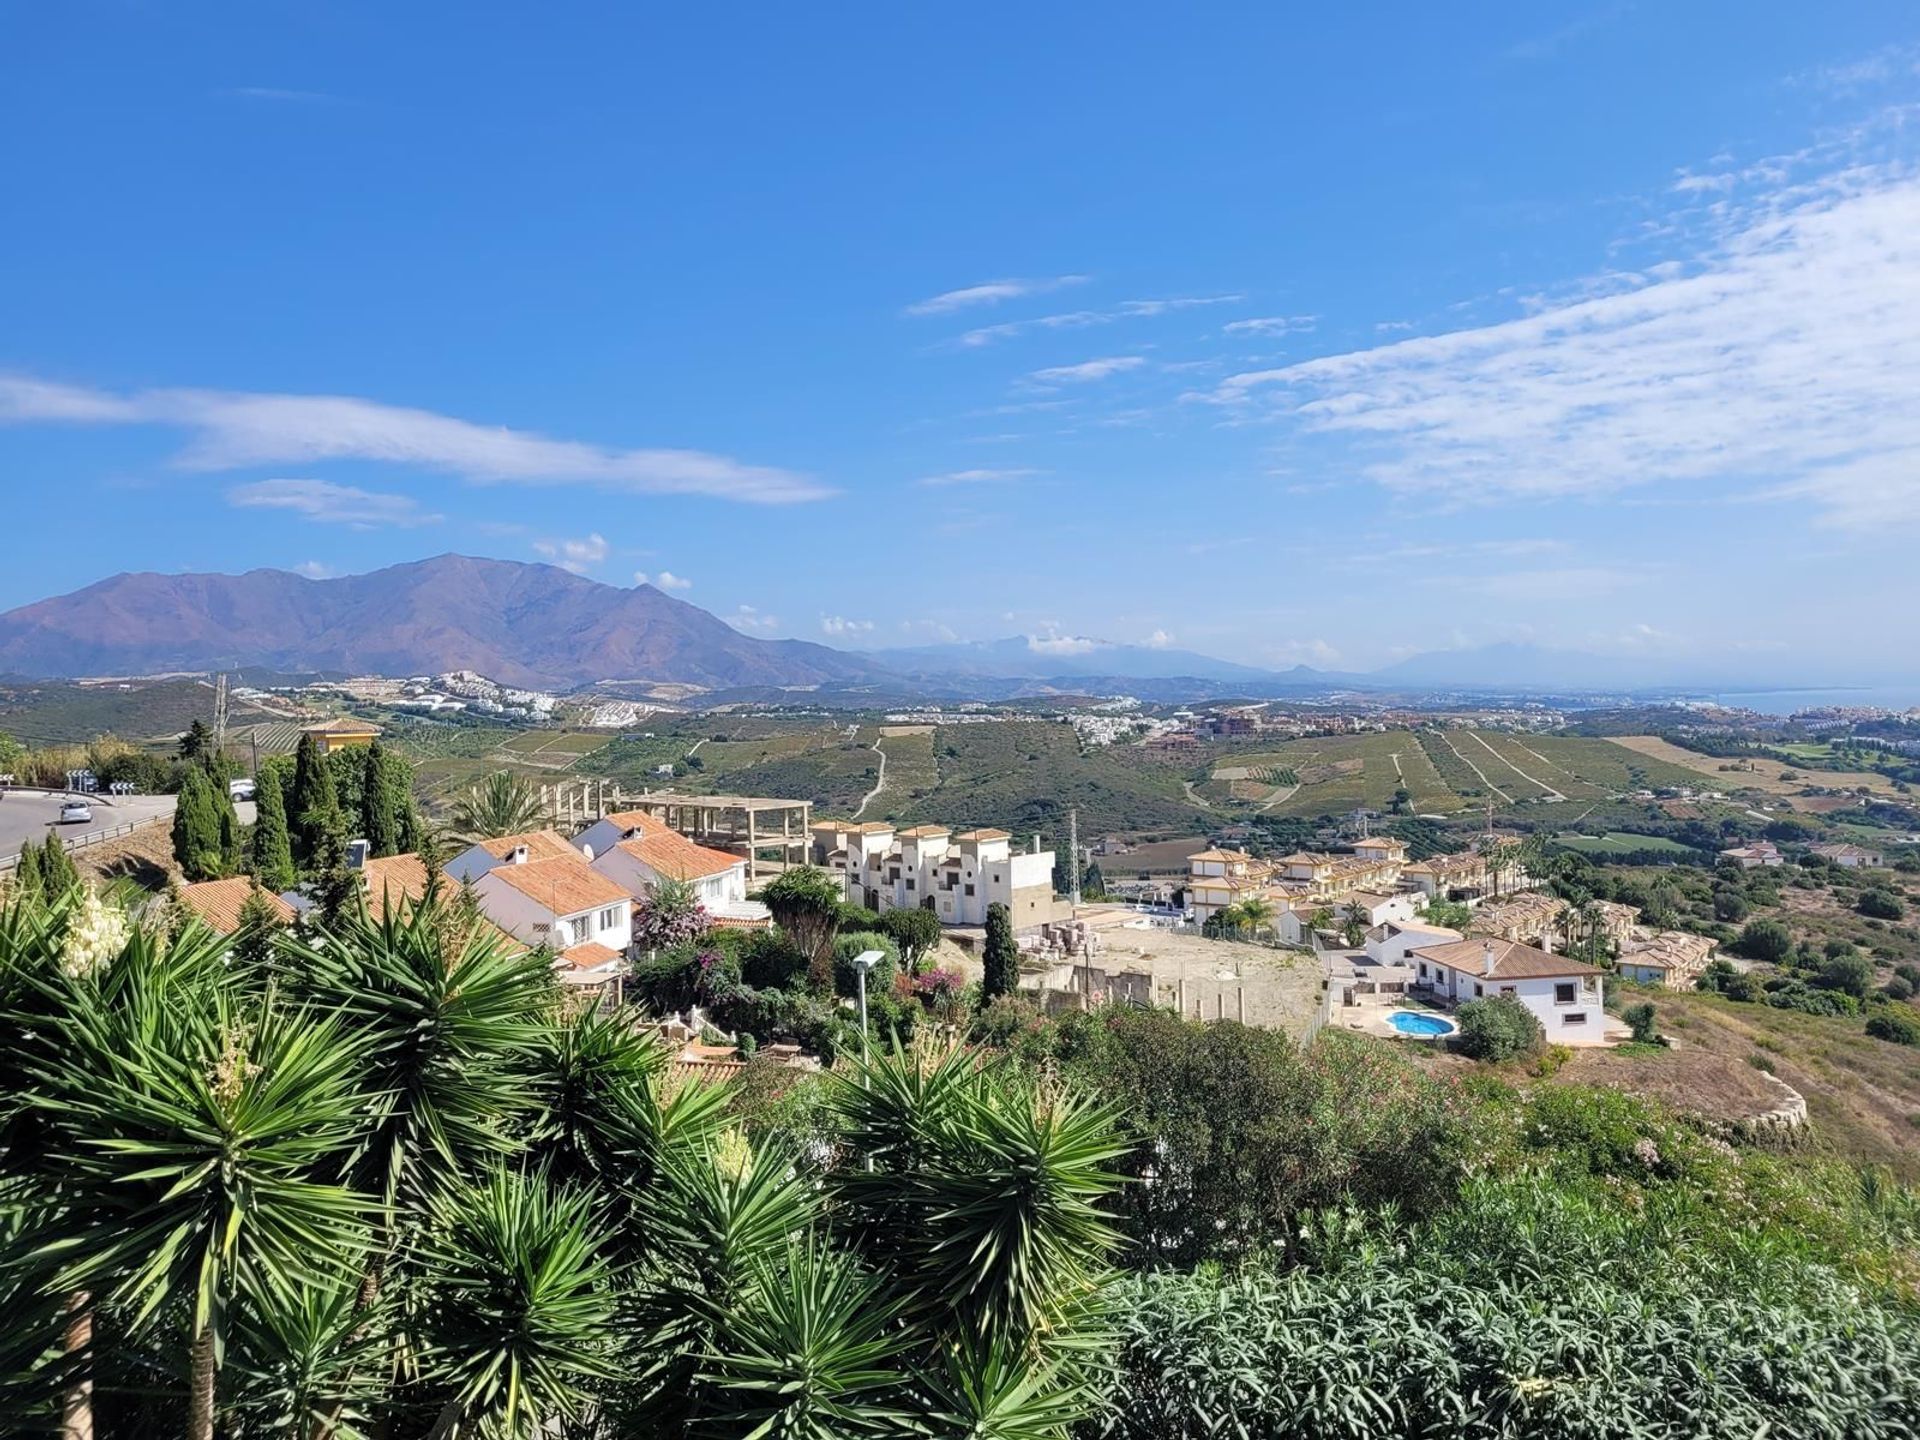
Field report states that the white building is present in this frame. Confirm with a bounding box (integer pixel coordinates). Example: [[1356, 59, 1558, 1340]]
[[1276, 890, 1425, 947], [1364, 918, 1464, 968], [1410, 936, 1614, 1046], [446, 831, 633, 966], [1720, 840, 1784, 869], [571, 809, 767, 927], [1810, 842, 1884, 869], [811, 821, 1055, 928]]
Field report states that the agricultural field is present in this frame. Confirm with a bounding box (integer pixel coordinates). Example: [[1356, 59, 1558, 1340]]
[[1610, 734, 1901, 796], [0, 678, 273, 747], [1203, 732, 1468, 819], [1551, 831, 1707, 859]]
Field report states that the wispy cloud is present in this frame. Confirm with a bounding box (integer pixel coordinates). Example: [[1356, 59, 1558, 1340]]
[[727, 604, 781, 633], [226, 478, 440, 527], [221, 86, 343, 104], [1788, 44, 1920, 96], [1142, 629, 1174, 649], [1222, 314, 1317, 337], [915, 467, 1041, 488], [904, 275, 1086, 317], [0, 376, 829, 503], [1196, 163, 1920, 530], [634, 570, 692, 591], [534, 533, 609, 573], [1028, 356, 1145, 385], [292, 560, 337, 580], [956, 295, 1239, 348], [820, 615, 874, 637], [1027, 633, 1103, 656]]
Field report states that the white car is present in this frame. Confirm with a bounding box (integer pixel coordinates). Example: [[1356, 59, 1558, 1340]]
[[58, 801, 93, 824], [229, 779, 256, 802]]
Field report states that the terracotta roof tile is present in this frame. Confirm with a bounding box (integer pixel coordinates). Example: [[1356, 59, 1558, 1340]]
[[475, 831, 578, 863], [613, 831, 743, 882], [485, 855, 630, 916], [1411, 937, 1602, 980], [176, 878, 294, 935]]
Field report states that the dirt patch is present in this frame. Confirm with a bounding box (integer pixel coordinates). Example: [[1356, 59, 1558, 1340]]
[[1610, 735, 1895, 796], [1557, 1046, 1791, 1124], [74, 824, 179, 891]]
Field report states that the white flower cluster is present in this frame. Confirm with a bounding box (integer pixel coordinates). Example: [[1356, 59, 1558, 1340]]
[[60, 887, 129, 980]]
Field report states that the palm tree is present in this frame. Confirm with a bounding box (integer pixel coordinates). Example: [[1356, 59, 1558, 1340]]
[[1340, 901, 1370, 948], [449, 771, 546, 844], [1237, 896, 1276, 942]]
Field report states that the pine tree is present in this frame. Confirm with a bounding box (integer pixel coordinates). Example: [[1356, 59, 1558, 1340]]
[[250, 766, 296, 891], [177, 718, 215, 764], [982, 901, 1018, 1002], [289, 734, 340, 866], [171, 768, 225, 881]]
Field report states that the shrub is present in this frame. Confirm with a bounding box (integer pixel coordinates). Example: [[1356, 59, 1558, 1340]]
[[1816, 952, 1875, 998], [1732, 918, 1793, 964], [1857, 888, 1906, 920], [1623, 1001, 1658, 1044], [1865, 1009, 1920, 1046], [1884, 976, 1915, 1002], [831, 930, 900, 998], [1712, 889, 1749, 923], [1454, 995, 1544, 1063]]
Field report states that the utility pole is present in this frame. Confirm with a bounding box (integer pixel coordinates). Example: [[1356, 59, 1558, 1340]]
[[212, 672, 229, 757], [1069, 806, 1081, 912]]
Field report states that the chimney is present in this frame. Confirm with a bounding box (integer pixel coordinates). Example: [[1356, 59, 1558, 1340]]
[[347, 838, 371, 870], [1481, 940, 1497, 977], [1538, 929, 1553, 955], [511, 844, 529, 865]]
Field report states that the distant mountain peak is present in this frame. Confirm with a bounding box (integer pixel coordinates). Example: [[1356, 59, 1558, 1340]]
[[0, 555, 886, 690]]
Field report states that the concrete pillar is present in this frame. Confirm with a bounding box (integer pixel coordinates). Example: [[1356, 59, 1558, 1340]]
[[1237, 986, 1246, 1024]]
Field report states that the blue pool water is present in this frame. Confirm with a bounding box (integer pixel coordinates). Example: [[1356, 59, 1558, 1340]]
[[1387, 1011, 1455, 1037]]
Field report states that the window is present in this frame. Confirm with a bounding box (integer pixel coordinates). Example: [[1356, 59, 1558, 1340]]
[[1553, 982, 1577, 1005], [1474, 983, 1484, 996], [992, 873, 1001, 883], [1417, 963, 1427, 977], [964, 883, 975, 897], [905, 878, 915, 891], [1564, 1012, 1587, 1026]]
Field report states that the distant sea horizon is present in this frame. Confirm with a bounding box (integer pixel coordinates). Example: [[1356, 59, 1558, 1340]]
[[1697, 687, 1920, 717]]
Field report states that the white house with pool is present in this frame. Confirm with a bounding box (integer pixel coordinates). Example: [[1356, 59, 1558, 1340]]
[[1408, 936, 1620, 1046]]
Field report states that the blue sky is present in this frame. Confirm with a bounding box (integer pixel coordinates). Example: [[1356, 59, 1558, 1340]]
[[4, 5, 1919, 680]]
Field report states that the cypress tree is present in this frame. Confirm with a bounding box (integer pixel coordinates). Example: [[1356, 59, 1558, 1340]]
[[362, 742, 403, 857], [982, 901, 1018, 1001], [11, 838, 44, 906], [289, 734, 340, 865], [171, 768, 224, 881], [250, 768, 296, 891], [39, 835, 80, 896], [231, 884, 283, 975]]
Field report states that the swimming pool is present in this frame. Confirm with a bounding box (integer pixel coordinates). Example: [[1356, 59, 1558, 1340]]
[[1386, 1011, 1456, 1038]]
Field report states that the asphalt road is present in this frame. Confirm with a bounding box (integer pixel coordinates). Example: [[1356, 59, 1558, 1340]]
[[0, 791, 178, 865]]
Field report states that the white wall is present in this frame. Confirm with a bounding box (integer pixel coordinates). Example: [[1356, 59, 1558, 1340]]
[[1414, 957, 1607, 1043], [472, 872, 629, 954]]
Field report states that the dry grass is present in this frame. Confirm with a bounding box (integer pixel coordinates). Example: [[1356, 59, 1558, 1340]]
[[1610, 735, 1898, 796]]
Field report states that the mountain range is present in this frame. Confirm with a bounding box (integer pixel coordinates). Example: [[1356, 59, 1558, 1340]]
[[0, 556, 883, 690], [0, 556, 1817, 697]]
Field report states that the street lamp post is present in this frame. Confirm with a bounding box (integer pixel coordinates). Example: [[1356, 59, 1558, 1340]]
[[851, 948, 884, 1063]]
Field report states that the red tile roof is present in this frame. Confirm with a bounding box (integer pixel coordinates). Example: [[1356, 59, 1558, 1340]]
[[485, 855, 630, 917], [475, 830, 579, 863], [1412, 937, 1602, 980], [176, 878, 294, 934], [613, 831, 742, 882], [558, 941, 622, 972]]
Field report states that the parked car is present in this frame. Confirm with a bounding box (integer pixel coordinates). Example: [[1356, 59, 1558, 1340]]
[[229, 778, 256, 802], [58, 801, 93, 824]]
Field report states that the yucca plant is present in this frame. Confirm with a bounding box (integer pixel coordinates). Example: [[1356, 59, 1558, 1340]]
[[448, 774, 546, 845], [415, 1167, 620, 1440], [31, 938, 373, 1440]]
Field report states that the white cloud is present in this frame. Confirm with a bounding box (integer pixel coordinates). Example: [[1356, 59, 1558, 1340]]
[[1028, 356, 1146, 385], [904, 275, 1087, 317], [0, 376, 828, 503], [956, 295, 1239, 348], [820, 615, 875, 637], [292, 560, 336, 579], [1270, 638, 1342, 667], [226, 478, 440, 527], [1142, 629, 1174, 649], [634, 570, 692, 591], [533, 533, 609, 573], [727, 605, 781, 633], [915, 467, 1041, 487], [1196, 164, 1920, 530], [1027, 634, 1104, 656], [1222, 315, 1317, 337]]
